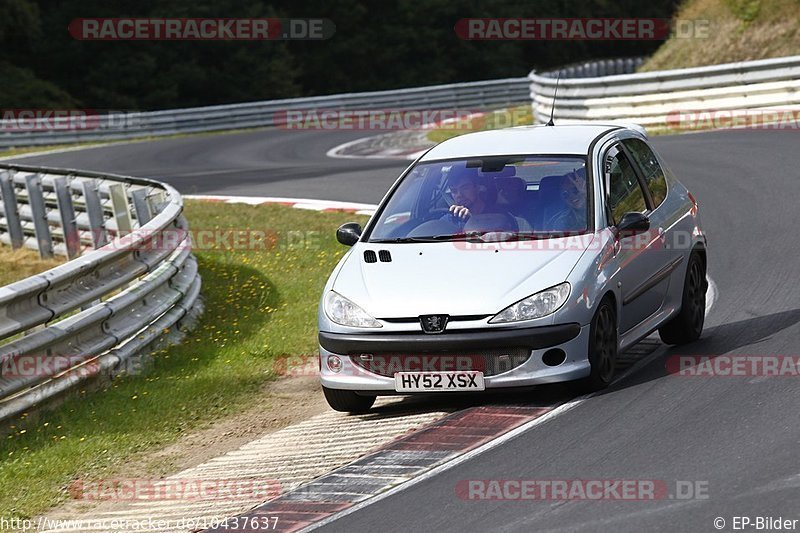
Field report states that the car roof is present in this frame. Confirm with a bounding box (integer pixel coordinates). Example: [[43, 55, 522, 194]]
[[419, 122, 645, 161]]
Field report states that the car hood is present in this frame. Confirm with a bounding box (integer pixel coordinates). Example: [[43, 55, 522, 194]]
[[331, 235, 595, 319]]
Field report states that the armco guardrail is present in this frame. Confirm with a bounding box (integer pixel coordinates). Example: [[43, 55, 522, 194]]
[[0, 164, 201, 422], [541, 57, 646, 79], [0, 78, 529, 149], [529, 55, 800, 128]]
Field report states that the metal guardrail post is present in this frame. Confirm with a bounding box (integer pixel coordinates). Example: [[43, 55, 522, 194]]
[[131, 188, 153, 226], [149, 190, 167, 213], [53, 176, 81, 259], [81, 179, 108, 249], [0, 170, 24, 249], [24, 173, 54, 258], [108, 182, 133, 235]]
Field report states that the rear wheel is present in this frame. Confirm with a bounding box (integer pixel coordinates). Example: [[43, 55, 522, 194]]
[[322, 386, 375, 414], [574, 298, 618, 393], [659, 252, 706, 345]]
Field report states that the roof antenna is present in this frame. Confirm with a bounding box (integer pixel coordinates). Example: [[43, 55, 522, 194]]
[[546, 71, 561, 126]]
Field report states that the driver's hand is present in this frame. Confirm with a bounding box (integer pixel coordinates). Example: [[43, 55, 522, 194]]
[[449, 205, 471, 220]]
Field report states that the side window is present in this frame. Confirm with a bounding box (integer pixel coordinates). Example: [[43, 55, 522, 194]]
[[605, 147, 647, 226], [623, 138, 667, 207]]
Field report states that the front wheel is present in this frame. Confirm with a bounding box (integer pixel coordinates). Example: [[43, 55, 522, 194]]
[[322, 386, 375, 414], [658, 252, 706, 345], [574, 299, 618, 393]]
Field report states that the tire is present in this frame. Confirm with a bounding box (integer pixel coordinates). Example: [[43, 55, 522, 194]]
[[658, 252, 706, 345], [574, 298, 618, 393], [322, 386, 375, 414]]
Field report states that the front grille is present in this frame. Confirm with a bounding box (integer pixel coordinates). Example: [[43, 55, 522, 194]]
[[380, 315, 491, 323], [350, 348, 531, 377]]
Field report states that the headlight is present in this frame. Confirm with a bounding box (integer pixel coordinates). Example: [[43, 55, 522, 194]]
[[324, 291, 382, 328], [489, 283, 571, 323]]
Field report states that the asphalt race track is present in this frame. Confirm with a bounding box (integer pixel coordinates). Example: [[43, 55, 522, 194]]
[[11, 130, 409, 203], [11, 127, 800, 532]]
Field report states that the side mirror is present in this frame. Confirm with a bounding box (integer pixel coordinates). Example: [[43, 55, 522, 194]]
[[615, 212, 650, 239], [336, 222, 362, 246]]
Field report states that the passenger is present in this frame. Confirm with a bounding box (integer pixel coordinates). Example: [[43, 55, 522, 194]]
[[546, 169, 588, 232]]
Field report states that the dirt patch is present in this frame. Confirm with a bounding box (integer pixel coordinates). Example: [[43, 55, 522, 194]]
[[45, 374, 329, 518], [142, 374, 327, 475]]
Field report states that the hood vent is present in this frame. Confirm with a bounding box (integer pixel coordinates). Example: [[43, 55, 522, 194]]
[[364, 250, 391, 263]]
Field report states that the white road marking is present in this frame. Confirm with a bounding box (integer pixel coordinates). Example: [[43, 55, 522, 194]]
[[706, 274, 718, 315], [325, 135, 391, 159], [183, 194, 378, 216], [325, 133, 432, 160]]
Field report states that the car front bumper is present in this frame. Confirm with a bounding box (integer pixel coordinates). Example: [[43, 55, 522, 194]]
[[318, 322, 591, 392]]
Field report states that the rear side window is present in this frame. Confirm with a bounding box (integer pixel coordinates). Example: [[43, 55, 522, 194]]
[[605, 148, 647, 226], [623, 138, 667, 207]]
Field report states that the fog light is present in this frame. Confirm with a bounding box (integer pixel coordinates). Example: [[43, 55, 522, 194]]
[[542, 349, 567, 367], [327, 355, 342, 373]]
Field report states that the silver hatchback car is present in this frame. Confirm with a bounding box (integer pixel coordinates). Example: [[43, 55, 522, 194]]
[[318, 123, 707, 413]]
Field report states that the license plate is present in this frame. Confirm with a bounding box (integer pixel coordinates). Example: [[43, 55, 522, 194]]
[[394, 371, 485, 392]]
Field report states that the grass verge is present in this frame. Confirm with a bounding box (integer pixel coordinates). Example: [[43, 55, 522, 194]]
[[0, 247, 63, 286], [0, 143, 112, 160], [641, 0, 800, 71], [0, 201, 367, 519]]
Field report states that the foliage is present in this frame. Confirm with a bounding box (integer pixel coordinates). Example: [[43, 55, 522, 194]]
[[0, 0, 680, 109]]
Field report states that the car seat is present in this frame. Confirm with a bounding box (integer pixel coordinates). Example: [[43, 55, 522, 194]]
[[533, 174, 568, 230]]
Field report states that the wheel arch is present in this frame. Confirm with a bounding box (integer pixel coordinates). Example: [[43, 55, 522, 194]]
[[692, 241, 707, 271], [600, 290, 619, 328]]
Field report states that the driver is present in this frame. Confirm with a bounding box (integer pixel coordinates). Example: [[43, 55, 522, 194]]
[[442, 170, 519, 234], [444, 171, 491, 227]]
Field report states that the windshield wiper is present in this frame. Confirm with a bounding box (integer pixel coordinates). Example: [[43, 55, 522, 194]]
[[370, 234, 469, 243], [492, 232, 553, 241], [372, 231, 579, 244]]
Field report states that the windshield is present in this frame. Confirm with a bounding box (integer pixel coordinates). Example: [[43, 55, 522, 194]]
[[367, 155, 589, 242]]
